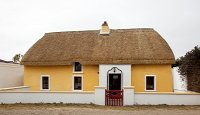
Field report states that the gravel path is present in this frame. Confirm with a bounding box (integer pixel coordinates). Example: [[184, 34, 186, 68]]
[[0, 104, 199, 115]]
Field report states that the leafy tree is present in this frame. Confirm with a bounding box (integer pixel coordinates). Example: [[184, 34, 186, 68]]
[[172, 58, 181, 68], [13, 54, 23, 63], [177, 46, 200, 92]]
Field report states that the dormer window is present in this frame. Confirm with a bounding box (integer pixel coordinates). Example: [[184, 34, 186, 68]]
[[74, 62, 82, 73]]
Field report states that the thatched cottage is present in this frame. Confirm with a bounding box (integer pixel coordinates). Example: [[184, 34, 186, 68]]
[[21, 22, 175, 105]]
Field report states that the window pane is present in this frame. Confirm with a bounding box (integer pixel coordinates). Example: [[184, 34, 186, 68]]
[[42, 77, 49, 89], [74, 77, 82, 90], [146, 76, 154, 90], [74, 62, 82, 72]]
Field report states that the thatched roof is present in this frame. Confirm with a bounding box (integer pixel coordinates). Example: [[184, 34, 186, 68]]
[[21, 28, 175, 65]]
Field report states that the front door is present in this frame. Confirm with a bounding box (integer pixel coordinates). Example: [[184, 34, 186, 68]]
[[109, 74, 121, 90], [106, 74, 123, 106]]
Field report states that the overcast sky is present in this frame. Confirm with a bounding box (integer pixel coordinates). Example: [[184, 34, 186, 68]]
[[0, 0, 199, 61]]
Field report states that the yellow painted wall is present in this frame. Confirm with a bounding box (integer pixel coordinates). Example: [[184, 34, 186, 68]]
[[24, 64, 172, 92], [24, 65, 99, 91], [82, 65, 99, 91], [131, 65, 173, 92]]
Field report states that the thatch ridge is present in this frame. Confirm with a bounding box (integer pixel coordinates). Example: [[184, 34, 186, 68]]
[[21, 28, 175, 65]]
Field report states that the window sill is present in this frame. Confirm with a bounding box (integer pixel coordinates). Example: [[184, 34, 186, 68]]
[[73, 72, 83, 74], [72, 90, 83, 92], [40, 89, 50, 91], [145, 89, 156, 92]]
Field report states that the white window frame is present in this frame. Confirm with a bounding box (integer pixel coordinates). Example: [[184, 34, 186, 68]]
[[72, 75, 83, 91], [73, 62, 83, 73], [40, 75, 50, 91], [145, 75, 156, 91]]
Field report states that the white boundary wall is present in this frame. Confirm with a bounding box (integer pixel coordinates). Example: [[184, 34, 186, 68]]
[[95, 86, 105, 105], [0, 62, 24, 88], [135, 92, 200, 105], [0, 91, 200, 105], [123, 86, 134, 105], [0, 92, 94, 104]]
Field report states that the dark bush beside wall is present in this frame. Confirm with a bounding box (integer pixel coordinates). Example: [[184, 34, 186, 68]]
[[177, 46, 200, 93]]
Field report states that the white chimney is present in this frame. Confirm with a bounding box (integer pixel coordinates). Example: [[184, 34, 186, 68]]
[[100, 21, 110, 35]]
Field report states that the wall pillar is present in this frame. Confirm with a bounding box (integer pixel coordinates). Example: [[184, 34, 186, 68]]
[[94, 86, 106, 105], [123, 86, 134, 105]]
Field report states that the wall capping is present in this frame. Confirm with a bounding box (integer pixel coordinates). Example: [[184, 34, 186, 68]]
[[123, 86, 135, 89], [95, 86, 106, 89], [0, 86, 29, 91], [135, 92, 200, 95], [0, 91, 95, 93]]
